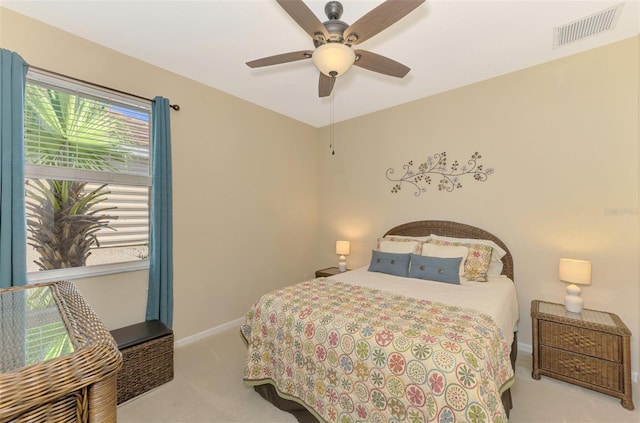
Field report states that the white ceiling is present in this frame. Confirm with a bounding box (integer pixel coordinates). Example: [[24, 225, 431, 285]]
[[2, 0, 639, 127]]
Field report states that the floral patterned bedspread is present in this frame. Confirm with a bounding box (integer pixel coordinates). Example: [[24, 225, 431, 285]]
[[241, 278, 514, 423]]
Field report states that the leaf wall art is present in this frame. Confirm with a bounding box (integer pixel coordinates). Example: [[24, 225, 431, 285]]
[[386, 152, 493, 197]]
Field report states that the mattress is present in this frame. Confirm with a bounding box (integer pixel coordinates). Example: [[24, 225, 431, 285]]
[[330, 267, 520, 349]]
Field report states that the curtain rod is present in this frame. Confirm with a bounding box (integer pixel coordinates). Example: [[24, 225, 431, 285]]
[[27, 64, 180, 111]]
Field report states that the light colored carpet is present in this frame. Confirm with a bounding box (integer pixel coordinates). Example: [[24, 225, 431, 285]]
[[117, 326, 639, 423]]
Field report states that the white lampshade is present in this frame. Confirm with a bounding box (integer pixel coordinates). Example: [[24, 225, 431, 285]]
[[559, 258, 591, 313], [335, 241, 350, 256], [312, 43, 355, 77], [559, 258, 591, 285]]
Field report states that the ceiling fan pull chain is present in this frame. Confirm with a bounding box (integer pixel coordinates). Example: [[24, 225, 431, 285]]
[[330, 90, 335, 155]]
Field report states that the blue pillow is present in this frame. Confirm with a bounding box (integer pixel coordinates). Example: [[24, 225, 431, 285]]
[[368, 250, 411, 277], [408, 254, 462, 284]]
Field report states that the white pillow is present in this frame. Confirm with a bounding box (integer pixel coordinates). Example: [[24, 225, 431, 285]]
[[421, 243, 468, 277], [377, 237, 422, 254], [488, 258, 504, 275], [429, 234, 506, 275], [384, 234, 431, 242]]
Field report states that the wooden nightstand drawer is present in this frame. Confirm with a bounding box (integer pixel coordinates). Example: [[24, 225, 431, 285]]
[[540, 346, 621, 392], [539, 320, 621, 362]]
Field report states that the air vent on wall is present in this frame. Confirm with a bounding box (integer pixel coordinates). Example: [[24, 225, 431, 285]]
[[553, 3, 623, 48]]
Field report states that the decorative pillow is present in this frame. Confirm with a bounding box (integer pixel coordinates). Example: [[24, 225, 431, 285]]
[[376, 237, 422, 254], [429, 234, 506, 276], [429, 239, 493, 282], [420, 244, 468, 277], [408, 254, 462, 284], [368, 250, 411, 277]]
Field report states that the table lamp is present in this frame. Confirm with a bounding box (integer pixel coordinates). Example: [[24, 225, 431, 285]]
[[335, 241, 350, 272], [559, 258, 591, 313]]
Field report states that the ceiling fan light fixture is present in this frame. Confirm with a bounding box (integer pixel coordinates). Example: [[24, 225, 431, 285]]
[[312, 42, 355, 77]]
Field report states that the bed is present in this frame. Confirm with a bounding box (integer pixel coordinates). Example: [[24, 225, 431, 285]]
[[241, 220, 519, 423]]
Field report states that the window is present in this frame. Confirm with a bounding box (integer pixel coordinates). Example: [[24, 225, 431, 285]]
[[24, 70, 152, 283]]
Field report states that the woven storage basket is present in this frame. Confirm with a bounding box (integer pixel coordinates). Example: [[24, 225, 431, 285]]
[[111, 320, 174, 404]]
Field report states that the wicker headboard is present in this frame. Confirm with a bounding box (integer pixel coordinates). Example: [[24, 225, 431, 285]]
[[384, 220, 514, 281]]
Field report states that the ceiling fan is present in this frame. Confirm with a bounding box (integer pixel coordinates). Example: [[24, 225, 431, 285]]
[[246, 0, 425, 97]]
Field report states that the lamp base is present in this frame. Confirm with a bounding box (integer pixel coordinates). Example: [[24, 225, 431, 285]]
[[338, 255, 347, 272], [564, 283, 584, 313]]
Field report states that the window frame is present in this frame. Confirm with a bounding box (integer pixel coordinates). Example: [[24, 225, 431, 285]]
[[24, 70, 153, 283]]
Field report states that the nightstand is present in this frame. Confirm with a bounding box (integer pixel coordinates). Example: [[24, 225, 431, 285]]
[[531, 300, 634, 410], [315, 267, 349, 278]]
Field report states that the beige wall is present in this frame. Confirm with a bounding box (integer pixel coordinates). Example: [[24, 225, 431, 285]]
[[316, 36, 639, 377], [0, 7, 320, 340]]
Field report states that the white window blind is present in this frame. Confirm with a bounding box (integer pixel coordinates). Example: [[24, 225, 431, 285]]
[[24, 71, 151, 179]]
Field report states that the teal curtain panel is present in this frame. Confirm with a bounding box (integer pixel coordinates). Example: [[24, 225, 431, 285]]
[[146, 96, 174, 328], [0, 49, 28, 288]]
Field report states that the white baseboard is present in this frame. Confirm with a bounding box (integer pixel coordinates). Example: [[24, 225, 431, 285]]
[[517, 342, 533, 354], [174, 317, 244, 348], [517, 341, 638, 383]]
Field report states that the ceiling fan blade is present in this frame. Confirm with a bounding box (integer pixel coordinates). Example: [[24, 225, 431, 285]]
[[276, 0, 329, 42], [246, 50, 313, 68], [353, 50, 410, 78], [318, 72, 336, 97], [343, 0, 425, 45]]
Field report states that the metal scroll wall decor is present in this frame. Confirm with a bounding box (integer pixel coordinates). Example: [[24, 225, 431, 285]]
[[386, 152, 493, 196]]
